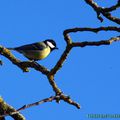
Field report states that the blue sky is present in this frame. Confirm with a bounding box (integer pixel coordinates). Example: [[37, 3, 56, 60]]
[[0, 0, 120, 120]]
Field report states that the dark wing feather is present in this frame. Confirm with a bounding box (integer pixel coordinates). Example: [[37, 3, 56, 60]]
[[14, 42, 46, 51]]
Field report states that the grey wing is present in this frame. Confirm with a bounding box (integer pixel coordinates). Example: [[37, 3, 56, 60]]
[[14, 42, 46, 51]]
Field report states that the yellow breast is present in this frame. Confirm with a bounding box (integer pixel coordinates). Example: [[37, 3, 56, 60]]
[[23, 47, 51, 60]]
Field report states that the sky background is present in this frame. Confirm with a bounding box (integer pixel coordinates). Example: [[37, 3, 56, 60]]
[[0, 0, 120, 120]]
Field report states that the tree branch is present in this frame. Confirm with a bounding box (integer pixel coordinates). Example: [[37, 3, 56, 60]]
[[102, 0, 120, 12], [0, 95, 80, 118], [63, 26, 120, 33], [0, 97, 25, 120], [49, 26, 120, 75], [84, 0, 120, 24], [72, 36, 120, 47]]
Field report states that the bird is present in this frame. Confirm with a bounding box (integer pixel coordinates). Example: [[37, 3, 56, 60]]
[[7, 39, 58, 61]]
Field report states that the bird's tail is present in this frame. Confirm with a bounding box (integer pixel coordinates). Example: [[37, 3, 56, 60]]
[[7, 48, 15, 50]]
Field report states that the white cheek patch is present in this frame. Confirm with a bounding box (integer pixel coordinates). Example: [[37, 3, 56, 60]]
[[47, 41, 55, 48]]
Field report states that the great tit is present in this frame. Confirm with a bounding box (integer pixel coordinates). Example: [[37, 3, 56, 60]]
[[7, 39, 58, 61]]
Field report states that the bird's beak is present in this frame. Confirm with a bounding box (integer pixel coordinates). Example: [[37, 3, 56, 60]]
[[55, 47, 58, 50]]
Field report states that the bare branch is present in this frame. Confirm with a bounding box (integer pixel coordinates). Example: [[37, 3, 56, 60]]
[[49, 26, 120, 75], [50, 45, 72, 75], [16, 94, 80, 111], [0, 95, 80, 118], [84, 0, 120, 24], [102, 0, 120, 12], [60, 94, 80, 109], [0, 60, 3, 65], [20, 61, 49, 75], [0, 97, 25, 120], [72, 36, 120, 47], [47, 75, 62, 94], [63, 26, 120, 33]]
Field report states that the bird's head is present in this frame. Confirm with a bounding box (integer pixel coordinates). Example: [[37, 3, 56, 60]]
[[44, 39, 58, 51]]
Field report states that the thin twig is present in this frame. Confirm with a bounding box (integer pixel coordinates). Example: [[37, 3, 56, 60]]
[[72, 36, 120, 47], [84, 0, 120, 24], [0, 97, 25, 120], [0, 95, 80, 118], [102, 1, 120, 12]]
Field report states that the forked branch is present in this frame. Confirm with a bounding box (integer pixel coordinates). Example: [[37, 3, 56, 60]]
[[0, 1, 120, 120]]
